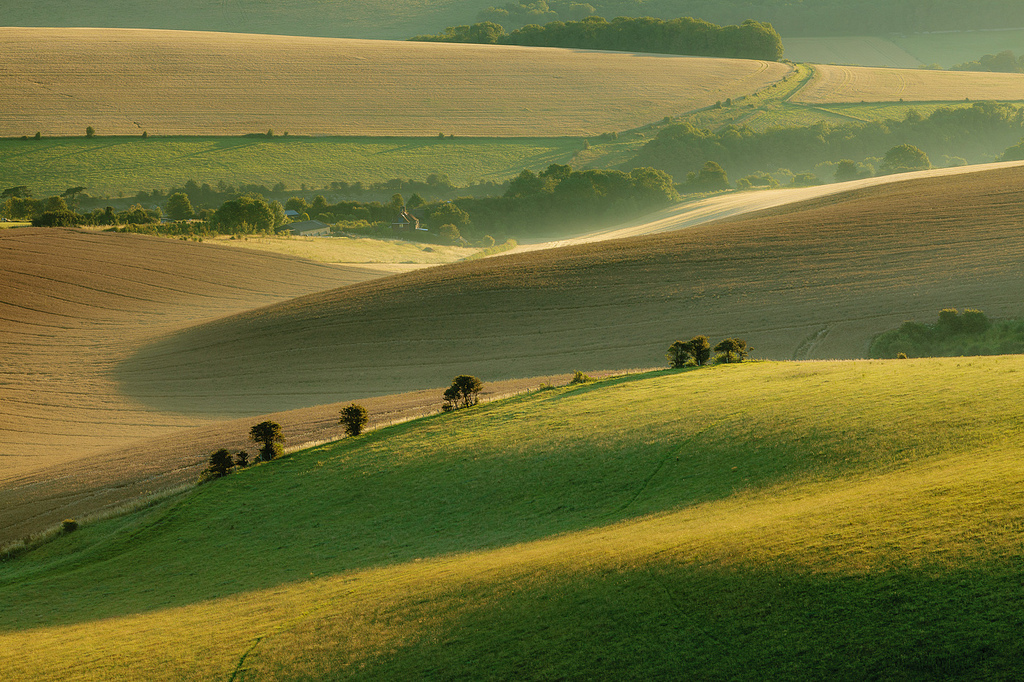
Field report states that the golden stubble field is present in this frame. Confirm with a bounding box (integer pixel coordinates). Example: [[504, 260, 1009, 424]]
[[792, 63, 1024, 103], [0, 28, 791, 137]]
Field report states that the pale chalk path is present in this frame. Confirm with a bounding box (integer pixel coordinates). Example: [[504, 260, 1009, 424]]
[[512, 160, 1024, 253]]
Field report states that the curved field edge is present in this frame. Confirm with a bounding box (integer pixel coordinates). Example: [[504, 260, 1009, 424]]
[[2, 358, 1024, 679], [114, 164, 1024, 417], [792, 63, 1024, 104], [0, 28, 791, 137], [0, 227, 385, 471]]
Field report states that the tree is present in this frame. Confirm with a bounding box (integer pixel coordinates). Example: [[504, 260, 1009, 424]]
[[210, 194, 276, 233], [714, 338, 751, 363], [879, 144, 931, 175], [687, 161, 729, 192], [32, 209, 80, 227], [250, 421, 285, 461], [439, 223, 462, 244], [85, 126, 95, 138], [667, 335, 711, 368], [42, 196, 68, 213], [62, 186, 87, 207], [687, 335, 711, 366], [667, 340, 691, 368], [166, 192, 194, 220], [205, 448, 234, 478], [428, 202, 471, 230], [2, 186, 31, 199], [442, 375, 483, 411], [234, 450, 250, 468], [339, 404, 369, 437]]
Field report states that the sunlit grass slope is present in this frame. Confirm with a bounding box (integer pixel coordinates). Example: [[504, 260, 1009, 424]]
[[3, 359, 1024, 679], [117, 164, 1024, 417], [0, 28, 790, 138]]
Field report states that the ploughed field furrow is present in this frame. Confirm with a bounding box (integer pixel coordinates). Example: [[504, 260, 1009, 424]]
[[0, 227, 385, 473]]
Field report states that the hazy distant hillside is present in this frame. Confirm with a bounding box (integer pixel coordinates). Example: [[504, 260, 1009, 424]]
[[9, 0, 1024, 40], [0, 0, 493, 40]]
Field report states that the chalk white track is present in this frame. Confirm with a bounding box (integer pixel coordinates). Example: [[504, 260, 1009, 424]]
[[515, 160, 1024, 253]]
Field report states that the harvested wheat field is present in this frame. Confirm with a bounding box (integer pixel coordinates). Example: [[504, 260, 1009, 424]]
[[117, 164, 1024, 421], [793, 63, 1024, 103], [0, 228, 385, 478], [0, 28, 791, 138]]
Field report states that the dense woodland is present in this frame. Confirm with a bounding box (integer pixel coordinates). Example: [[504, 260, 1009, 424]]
[[632, 102, 1024, 183], [476, 0, 1024, 36], [413, 15, 784, 61], [951, 51, 1024, 74]]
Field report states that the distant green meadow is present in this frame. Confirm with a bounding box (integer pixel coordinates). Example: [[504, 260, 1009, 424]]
[[1, 98, 1014, 198], [0, 136, 593, 197]]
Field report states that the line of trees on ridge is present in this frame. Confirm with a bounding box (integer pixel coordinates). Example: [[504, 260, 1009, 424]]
[[474, 0, 1024, 36], [667, 335, 751, 367], [413, 15, 783, 61]]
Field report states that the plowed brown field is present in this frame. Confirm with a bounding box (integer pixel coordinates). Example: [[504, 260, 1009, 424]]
[[0, 228, 382, 477], [0, 28, 791, 137]]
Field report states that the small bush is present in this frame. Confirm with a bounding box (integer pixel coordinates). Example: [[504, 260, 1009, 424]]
[[61, 519, 79, 534], [569, 370, 593, 384], [340, 404, 369, 437]]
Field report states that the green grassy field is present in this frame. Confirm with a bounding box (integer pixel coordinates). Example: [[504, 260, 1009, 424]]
[[0, 136, 590, 197], [3, 359, 1024, 678]]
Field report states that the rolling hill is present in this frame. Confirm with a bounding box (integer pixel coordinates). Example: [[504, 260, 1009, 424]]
[[116, 164, 1024, 419], [0, 227, 385, 477], [3, 359, 1024, 678], [0, 28, 791, 138], [792, 63, 1024, 104]]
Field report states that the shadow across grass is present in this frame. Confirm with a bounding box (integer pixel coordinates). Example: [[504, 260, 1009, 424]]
[[0, 373, 856, 631], [325, 560, 1024, 680]]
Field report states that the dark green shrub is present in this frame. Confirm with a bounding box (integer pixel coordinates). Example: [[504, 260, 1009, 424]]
[[340, 404, 369, 437], [205, 448, 234, 478], [713, 338, 750, 364], [61, 519, 79, 534], [443, 375, 483, 411], [250, 421, 285, 461]]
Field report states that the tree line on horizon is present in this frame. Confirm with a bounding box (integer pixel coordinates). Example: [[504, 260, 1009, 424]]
[[474, 0, 1024, 37], [412, 14, 783, 61]]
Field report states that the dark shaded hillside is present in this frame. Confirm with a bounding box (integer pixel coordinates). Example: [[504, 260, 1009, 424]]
[[116, 165, 1024, 416]]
